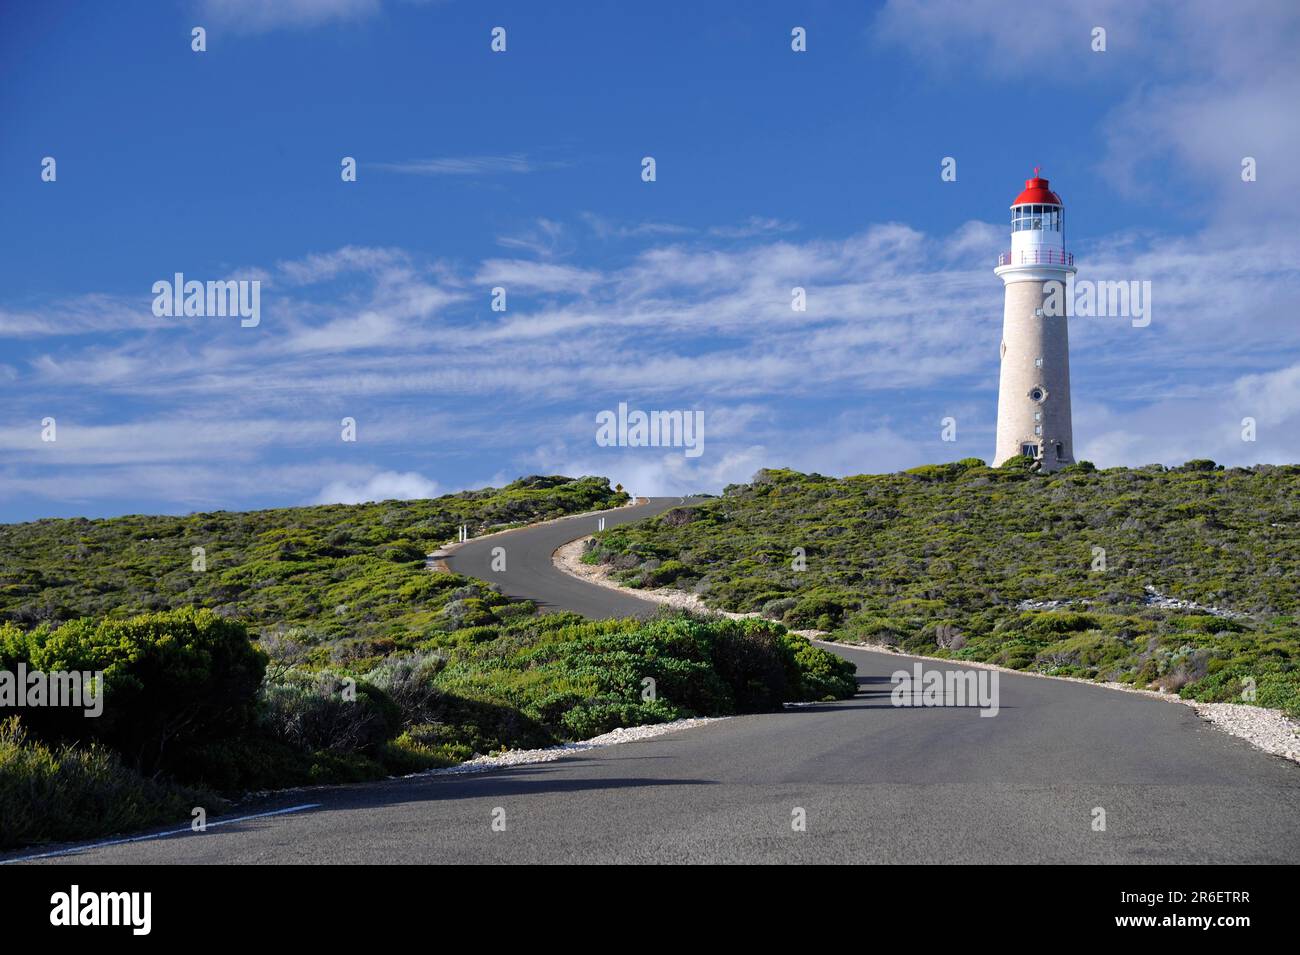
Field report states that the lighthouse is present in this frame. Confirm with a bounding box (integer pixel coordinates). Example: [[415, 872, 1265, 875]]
[[993, 171, 1076, 471]]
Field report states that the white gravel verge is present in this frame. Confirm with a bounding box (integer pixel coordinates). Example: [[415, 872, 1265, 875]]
[[410, 718, 725, 777], [554, 537, 821, 639], [1186, 702, 1300, 761], [555, 536, 1300, 765]]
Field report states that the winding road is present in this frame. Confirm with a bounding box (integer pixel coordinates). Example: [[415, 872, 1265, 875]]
[[10, 498, 1300, 864], [441, 496, 705, 618]]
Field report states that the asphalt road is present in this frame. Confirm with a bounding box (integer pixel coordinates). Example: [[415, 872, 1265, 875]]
[[442, 495, 704, 618], [11, 498, 1300, 864]]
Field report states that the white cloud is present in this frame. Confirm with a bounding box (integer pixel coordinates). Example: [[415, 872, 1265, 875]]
[[314, 470, 440, 505], [372, 156, 545, 176], [1075, 361, 1300, 468], [0, 294, 169, 338], [874, 0, 1300, 225], [496, 219, 570, 259], [708, 217, 800, 239], [199, 0, 385, 33], [7, 201, 1300, 515], [533, 414, 927, 497], [579, 214, 694, 240], [473, 260, 602, 295], [17, 218, 1300, 409], [874, 0, 1140, 78], [277, 246, 411, 285]]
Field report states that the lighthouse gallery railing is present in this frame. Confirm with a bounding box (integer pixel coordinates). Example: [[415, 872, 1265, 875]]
[[997, 249, 1073, 267]]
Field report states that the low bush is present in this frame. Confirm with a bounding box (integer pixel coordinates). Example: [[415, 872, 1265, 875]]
[[0, 608, 266, 774], [0, 716, 214, 850]]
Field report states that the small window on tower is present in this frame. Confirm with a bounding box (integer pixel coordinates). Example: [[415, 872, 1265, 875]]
[[1021, 443, 1039, 459], [1034, 412, 1042, 422], [1035, 425, 1042, 435], [1034, 357, 1043, 367]]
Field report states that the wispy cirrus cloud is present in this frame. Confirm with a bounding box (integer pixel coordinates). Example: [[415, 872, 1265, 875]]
[[708, 216, 800, 239], [579, 213, 694, 240], [0, 294, 170, 338], [197, 0, 444, 34], [276, 246, 412, 285], [6, 206, 1300, 513], [200, 0, 380, 33], [578, 214, 797, 242], [371, 155, 557, 176], [496, 218, 570, 259]]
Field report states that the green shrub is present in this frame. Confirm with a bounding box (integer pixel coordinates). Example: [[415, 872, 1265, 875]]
[[0, 608, 266, 774], [643, 559, 690, 586], [998, 454, 1037, 470], [906, 460, 986, 481], [0, 716, 213, 850], [777, 632, 857, 700], [560, 698, 680, 739], [786, 591, 851, 630], [1023, 611, 1101, 636], [259, 671, 398, 755]]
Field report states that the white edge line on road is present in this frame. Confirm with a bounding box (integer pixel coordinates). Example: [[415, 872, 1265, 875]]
[[2, 803, 322, 864]]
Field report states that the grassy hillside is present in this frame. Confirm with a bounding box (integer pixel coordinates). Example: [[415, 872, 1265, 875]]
[[0, 475, 626, 666], [0, 476, 855, 849], [584, 461, 1300, 716]]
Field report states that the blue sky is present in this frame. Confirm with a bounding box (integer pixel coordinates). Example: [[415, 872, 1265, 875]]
[[2, 0, 1299, 521]]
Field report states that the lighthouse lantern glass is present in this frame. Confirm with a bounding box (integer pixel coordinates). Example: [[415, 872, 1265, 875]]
[[1012, 204, 1062, 232]]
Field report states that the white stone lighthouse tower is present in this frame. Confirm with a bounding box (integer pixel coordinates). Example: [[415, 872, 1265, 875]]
[[993, 170, 1076, 471]]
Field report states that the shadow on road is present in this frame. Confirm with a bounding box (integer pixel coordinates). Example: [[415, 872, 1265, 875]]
[[6, 764, 722, 862]]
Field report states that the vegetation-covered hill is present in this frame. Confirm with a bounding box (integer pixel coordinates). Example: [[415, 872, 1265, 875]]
[[0, 475, 626, 665], [0, 476, 855, 849], [584, 461, 1300, 716]]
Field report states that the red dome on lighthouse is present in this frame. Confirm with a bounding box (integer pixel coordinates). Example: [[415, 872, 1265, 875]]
[[1012, 170, 1062, 206]]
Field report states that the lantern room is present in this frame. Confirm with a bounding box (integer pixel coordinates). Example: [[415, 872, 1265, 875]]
[[1004, 170, 1070, 266]]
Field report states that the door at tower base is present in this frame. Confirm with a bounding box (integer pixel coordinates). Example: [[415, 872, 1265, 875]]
[[1015, 440, 1068, 465], [993, 173, 1077, 473]]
